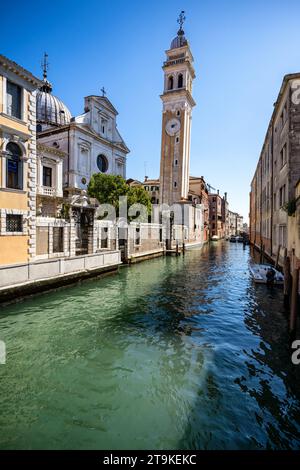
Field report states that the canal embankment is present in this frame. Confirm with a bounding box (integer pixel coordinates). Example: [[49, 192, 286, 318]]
[[0, 250, 121, 305]]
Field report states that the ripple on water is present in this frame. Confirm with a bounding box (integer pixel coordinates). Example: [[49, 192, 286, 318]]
[[0, 243, 300, 449]]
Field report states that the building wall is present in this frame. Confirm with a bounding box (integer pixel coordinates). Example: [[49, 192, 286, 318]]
[[287, 181, 300, 272], [0, 58, 40, 266], [209, 193, 224, 238], [250, 74, 300, 275]]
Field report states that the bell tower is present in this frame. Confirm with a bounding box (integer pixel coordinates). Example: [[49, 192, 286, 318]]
[[159, 12, 196, 206]]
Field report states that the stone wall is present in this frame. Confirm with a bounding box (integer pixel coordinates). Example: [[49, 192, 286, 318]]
[[0, 250, 121, 289]]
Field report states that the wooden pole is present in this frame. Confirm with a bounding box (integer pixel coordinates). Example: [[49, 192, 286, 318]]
[[283, 255, 291, 307], [176, 242, 179, 256], [290, 268, 299, 341], [260, 242, 263, 263], [275, 244, 281, 270]]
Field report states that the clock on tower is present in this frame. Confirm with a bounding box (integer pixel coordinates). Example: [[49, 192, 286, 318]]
[[159, 12, 196, 206]]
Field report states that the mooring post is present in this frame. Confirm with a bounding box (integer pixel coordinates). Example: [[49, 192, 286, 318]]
[[290, 268, 299, 341], [176, 242, 179, 256], [283, 255, 291, 307], [182, 242, 185, 255], [260, 242, 263, 263], [275, 245, 281, 270]]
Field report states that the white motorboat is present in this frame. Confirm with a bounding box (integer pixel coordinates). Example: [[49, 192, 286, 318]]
[[249, 264, 284, 285]]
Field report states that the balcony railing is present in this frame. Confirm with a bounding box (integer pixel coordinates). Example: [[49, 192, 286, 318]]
[[38, 186, 56, 197]]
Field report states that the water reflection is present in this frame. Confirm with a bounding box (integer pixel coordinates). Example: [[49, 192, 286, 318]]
[[0, 242, 300, 449]]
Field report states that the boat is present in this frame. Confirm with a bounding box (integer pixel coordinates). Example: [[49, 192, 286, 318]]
[[229, 236, 237, 243], [211, 235, 219, 241], [249, 264, 284, 285]]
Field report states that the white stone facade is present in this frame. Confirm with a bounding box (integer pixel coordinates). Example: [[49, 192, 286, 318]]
[[38, 95, 129, 194]]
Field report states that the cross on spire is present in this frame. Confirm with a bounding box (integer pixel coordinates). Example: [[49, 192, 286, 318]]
[[177, 10, 186, 32], [41, 52, 49, 80], [101, 86, 107, 97]]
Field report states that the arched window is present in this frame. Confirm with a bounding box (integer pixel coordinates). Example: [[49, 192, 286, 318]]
[[97, 154, 108, 173], [36, 124, 42, 133], [168, 76, 174, 90], [178, 73, 183, 88], [6, 142, 23, 189]]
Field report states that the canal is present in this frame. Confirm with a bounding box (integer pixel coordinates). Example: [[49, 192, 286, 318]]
[[0, 242, 300, 450]]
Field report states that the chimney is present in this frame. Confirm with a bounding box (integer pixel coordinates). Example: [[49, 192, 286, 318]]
[[224, 192, 227, 201], [217, 189, 219, 195]]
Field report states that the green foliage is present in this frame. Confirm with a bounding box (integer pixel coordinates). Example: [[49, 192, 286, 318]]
[[88, 173, 128, 213], [282, 199, 297, 216], [87, 173, 152, 219], [127, 185, 152, 216], [60, 203, 71, 220]]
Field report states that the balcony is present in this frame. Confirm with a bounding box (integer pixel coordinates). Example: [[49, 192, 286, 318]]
[[38, 186, 57, 197]]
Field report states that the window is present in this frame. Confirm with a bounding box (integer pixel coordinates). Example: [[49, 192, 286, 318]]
[[101, 119, 107, 135], [280, 144, 287, 168], [174, 181, 177, 188], [178, 73, 183, 88], [6, 142, 23, 190], [168, 76, 174, 90], [53, 227, 64, 253], [37, 124, 42, 133], [176, 137, 179, 143], [97, 154, 108, 173], [176, 110, 180, 117], [174, 159, 178, 166], [100, 227, 108, 249], [279, 225, 287, 247], [144, 185, 149, 191], [6, 214, 22, 232], [135, 227, 141, 245], [279, 185, 286, 207], [6, 81, 22, 119], [43, 166, 52, 187]]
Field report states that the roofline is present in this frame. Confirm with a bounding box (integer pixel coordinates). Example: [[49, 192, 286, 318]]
[[0, 54, 43, 87], [85, 96, 119, 115]]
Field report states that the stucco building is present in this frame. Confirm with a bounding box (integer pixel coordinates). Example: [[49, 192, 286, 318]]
[[208, 192, 224, 239], [249, 73, 300, 273], [0, 54, 42, 266]]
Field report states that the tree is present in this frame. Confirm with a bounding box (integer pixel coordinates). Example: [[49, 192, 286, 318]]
[[127, 185, 152, 221], [87, 173, 152, 219]]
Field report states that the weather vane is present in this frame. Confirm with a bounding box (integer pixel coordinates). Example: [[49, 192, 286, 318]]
[[177, 10, 186, 32], [41, 52, 49, 80], [101, 86, 107, 97]]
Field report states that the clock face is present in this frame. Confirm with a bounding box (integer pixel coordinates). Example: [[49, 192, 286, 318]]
[[165, 118, 181, 136]]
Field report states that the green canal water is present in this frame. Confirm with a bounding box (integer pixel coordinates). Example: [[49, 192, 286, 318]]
[[0, 242, 300, 450]]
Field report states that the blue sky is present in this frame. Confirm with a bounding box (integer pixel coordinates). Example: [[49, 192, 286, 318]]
[[2, 0, 300, 220]]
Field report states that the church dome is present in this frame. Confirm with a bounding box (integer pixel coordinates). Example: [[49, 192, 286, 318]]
[[36, 54, 72, 127], [170, 30, 187, 49], [36, 87, 72, 127]]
